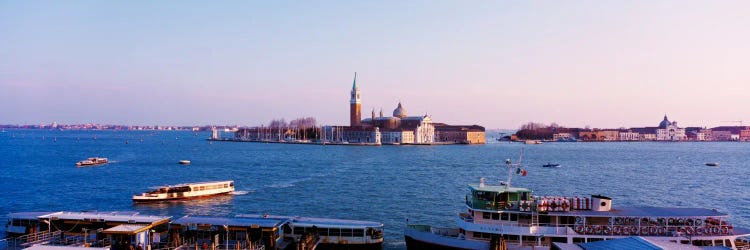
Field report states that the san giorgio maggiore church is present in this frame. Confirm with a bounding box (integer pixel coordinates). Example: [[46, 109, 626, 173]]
[[324, 74, 485, 145]]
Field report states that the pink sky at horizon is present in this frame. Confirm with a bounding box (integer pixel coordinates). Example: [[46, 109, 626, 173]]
[[1, 1, 748, 129]]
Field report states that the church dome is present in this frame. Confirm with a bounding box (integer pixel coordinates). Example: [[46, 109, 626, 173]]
[[659, 115, 671, 128], [393, 102, 407, 118]]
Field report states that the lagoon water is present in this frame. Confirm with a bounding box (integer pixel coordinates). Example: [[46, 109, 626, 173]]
[[1, 130, 749, 249]]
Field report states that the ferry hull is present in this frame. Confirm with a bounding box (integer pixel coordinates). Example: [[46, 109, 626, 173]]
[[316, 242, 383, 250], [132, 191, 233, 202], [404, 228, 488, 250]]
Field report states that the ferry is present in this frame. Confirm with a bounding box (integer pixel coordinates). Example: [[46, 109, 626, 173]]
[[132, 180, 234, 202], [405, 156, 750, 249], [238, 214, 385, 249], [75, 157, 108, 167]]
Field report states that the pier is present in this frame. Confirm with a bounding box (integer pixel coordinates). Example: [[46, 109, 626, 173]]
[[3, 211, 384, 250]]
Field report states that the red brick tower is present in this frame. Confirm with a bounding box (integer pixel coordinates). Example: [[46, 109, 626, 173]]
[[350, 72, 361, 126]]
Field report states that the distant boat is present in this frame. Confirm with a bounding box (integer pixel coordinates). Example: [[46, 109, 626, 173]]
[[706, 162, 719, 167], [179, 160, 191, 165], [543, 163, 560, 168], [524, 140, 543, 144], [76, 157, 108, 167]]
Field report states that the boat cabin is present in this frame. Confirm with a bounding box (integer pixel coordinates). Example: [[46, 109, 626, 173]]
[[170, 215, 287, 250], [466, 183, 532, 212]]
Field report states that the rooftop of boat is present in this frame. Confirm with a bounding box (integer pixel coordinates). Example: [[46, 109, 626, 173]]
[[468, 184, 531, 193], [545, 206, 729, 217], [238, 214, 383, 228], [30, 211, 170, 223], [149, 180, 233, 188], [172, 215, 287, 228]]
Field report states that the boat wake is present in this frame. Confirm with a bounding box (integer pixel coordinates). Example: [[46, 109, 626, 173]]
[[231, 190, 254, 195], [266, 178, 311, 188]]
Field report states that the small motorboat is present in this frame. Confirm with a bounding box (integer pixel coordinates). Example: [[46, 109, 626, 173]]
[[179, 160, 191, 165], [705, 162, 719, 167], [542, 163, 560, 168], [76, 157, 108, 167]]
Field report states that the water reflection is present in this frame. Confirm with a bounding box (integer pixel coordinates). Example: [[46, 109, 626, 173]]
[[132, 194, 234, 216]]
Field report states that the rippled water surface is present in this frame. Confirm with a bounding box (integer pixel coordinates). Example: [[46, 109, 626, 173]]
[[1, 130, 749, 249]]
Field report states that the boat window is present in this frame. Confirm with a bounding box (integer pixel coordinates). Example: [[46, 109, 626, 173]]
[[508, 192, 519, 201], [498, 193, 508, 202], [510, 213, 518, 221], [328, 228, 340, 236], [715, 240, 724, 246], [353, 229, 364, 237], [340, 229, 353, 237], [521, 192, 529, 201], [293, 227, 305, 235], [492, 213, 499, 220], [501, 213, 509, 221], [725, 239, 731, 246], [483, 212, 491, 219], [318, 228, 329, 236]]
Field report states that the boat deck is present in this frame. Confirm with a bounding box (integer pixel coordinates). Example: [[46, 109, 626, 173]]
[[546, 206, 728, 217]]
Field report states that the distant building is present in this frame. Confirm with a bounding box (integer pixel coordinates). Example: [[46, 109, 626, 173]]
[[553, 133, 573, 141], [340, 74, 483, 144], [655, 115, 686, 141], [434, 124, 486, 144], [618, 131, 639, 141], [741, 129, 750, 142], [711, 130, 733, 141]]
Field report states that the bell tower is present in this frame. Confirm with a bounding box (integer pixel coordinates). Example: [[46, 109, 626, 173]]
[[350, 72, 361, 126]]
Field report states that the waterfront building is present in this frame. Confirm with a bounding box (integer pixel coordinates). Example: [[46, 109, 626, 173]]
[[618, 130, 639, 141], [434, 124, 486, 144], [741, 129, 750, 142], [598, 130, 620, 141], [655, 115, 687, 141], [698, 128, 713, 141], [553, 133, 573, 141], [711, 130, 734, 141], [640, 133, 657, 141]]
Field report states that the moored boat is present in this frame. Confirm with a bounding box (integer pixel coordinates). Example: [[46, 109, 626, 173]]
[[239, 214, 384, 249], [179, 160, 191, 165], [542, 163, 560, 168], [706, 162, 719, 167], [132, 180, 234, 202], [76, 157, 108, 167], [405, 155, 750, 249]]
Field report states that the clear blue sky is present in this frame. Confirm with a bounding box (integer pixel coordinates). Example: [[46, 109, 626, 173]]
[[1, 1, 749, 129]]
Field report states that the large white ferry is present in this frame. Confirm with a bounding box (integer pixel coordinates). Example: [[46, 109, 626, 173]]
[[405, 156, 750, 249], [132, 180, 234, 202]]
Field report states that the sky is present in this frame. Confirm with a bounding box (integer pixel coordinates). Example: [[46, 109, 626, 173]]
[[1, 1, 749, 129]]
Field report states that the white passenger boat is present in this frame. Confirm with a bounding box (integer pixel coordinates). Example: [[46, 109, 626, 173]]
[[76, 157, 108, 167], [132, 180, 234, 202], [405, 155, 750, 249]]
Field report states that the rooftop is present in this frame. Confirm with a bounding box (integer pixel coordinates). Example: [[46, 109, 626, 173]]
[[238, 214, 383, 228], [37, 211, 170, 224], [468, 184, 532, 193], [172, 215, 288, 228]]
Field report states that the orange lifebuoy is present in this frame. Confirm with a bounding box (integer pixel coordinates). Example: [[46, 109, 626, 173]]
[[686, 227, 694, 235], [575, 225, 584, 234], [721, 227, 729, 235]]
